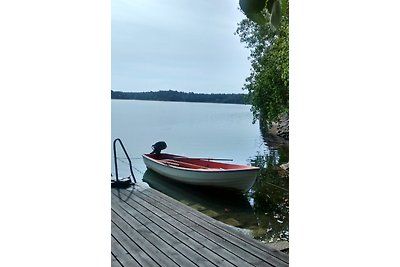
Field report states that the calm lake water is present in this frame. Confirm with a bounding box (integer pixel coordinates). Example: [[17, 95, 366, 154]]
[[111, 99, 288, 245]]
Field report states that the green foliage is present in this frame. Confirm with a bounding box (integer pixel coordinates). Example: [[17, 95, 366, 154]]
[[236, 3, 288, 125]]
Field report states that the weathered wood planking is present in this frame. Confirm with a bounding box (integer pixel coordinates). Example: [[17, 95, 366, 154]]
[[139, 186, 289, 264], [113, 190, 252, 267], [112, 197, 220, 267], [138, 186, 288, 261], [134, 189, 284, 266], [111, 185, 289, 267], [115, 189, 271, 266]]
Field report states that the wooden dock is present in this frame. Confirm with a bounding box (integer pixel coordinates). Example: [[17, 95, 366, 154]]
[[111, 184, 289, 267]]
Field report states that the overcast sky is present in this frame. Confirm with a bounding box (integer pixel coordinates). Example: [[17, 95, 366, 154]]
[[112, 0, 251, 94]]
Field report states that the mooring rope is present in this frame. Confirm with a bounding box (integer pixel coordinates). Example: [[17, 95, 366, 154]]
[[115, 157, 144, 175], [262, 181, 289, 192], [115, 156, 142, 160]]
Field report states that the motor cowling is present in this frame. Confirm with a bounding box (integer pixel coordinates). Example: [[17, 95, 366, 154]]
[[150, 141, 167, 154]]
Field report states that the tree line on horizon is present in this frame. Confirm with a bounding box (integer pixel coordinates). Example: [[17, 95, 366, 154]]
[[111, 90, 248, 104]]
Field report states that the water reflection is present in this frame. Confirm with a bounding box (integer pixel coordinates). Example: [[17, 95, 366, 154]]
[[247, 152, 289, 243], [248, 123, 289, 243], [143, 169, 257, 229]]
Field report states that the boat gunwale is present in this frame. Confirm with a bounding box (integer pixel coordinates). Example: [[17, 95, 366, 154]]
[[142, 154, 260, 173]]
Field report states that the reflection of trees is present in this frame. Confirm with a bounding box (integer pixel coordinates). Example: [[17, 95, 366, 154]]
[[248, 152, 289, 242]]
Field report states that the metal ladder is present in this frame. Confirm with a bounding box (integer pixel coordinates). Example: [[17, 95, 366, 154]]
[[112, 138, 136, 187]]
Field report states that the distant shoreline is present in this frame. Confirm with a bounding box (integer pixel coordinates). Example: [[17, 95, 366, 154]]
[[111, 90, 248, 105], [111, 98, 250, 106]]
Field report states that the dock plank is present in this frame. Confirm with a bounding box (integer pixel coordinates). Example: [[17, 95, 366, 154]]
[[111, 253, 122, 267], [112, 251, 140, 267], [113, 189, 261, 267], [139, 186, 289, 264], [113, 199, 200, 267], [112, 195, 221, 267], [111, 236, 127, 258], [119, 188, 275, 267], [111, 223, 160, 267], [112, 189, 248, 267], [111, 186, 289, 267], [112, 211, 179, 267]]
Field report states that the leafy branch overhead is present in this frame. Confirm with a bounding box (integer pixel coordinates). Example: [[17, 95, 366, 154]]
[[237, 0, 288, 125], [239, 0, 287, 29]]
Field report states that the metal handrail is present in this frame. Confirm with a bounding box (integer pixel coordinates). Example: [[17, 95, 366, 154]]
[[113, 138, 136, 183]]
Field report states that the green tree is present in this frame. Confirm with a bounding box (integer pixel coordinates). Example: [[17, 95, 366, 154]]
[[237, 2, 288, 125]]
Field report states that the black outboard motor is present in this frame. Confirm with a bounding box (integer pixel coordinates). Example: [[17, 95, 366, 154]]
[[150, 141, 167, 155]]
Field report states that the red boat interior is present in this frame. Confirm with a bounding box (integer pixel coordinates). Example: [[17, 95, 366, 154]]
[[145, 153, 257, 170]]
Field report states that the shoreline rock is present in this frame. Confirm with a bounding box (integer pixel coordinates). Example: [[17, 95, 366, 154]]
[[280, 162, 289, 172], [270, 113, 289, 141], [260, 113, 289, 147]]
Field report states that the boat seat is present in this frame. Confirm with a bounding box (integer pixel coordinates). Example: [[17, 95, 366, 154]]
[[160, 159, 209, 169], [160, 159, 180, 166]]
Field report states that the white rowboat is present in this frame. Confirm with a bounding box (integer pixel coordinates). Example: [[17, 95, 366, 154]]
[[142, 153, 259, 192]]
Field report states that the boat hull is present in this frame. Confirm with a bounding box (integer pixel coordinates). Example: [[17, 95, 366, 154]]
[[142, 153, 259, 192]]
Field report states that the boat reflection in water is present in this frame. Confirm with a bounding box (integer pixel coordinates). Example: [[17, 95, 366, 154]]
[[142, 169, 257, 231]]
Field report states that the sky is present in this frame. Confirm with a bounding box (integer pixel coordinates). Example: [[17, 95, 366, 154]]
[[112, 0, 251, 94]]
